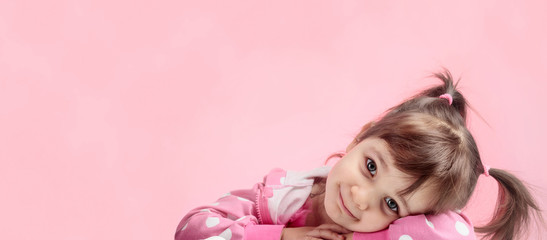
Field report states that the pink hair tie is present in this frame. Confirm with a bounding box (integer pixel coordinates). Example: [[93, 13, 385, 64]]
[[483, 165, 491, 177], [439, 93, 453, 105]]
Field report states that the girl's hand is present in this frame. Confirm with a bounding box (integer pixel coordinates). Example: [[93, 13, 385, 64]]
[[343, 232, 353, 240], [281, 224, 351, 240]]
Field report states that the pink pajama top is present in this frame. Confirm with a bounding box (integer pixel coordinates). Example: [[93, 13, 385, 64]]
[[175, 167, 476, 240]]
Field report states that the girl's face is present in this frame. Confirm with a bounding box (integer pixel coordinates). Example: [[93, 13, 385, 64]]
[[324, 137, 434, 232]]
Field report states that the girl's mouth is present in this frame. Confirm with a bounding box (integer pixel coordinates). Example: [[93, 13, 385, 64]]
[[339, 190, 358, 219]]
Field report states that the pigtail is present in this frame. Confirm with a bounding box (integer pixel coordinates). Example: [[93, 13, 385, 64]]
[[475, 168, 544, 240], [388, 69, 468, 127], [430, 69, 467, 120]]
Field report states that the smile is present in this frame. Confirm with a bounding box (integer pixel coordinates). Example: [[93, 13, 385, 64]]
[[339, 190, 358, 219]]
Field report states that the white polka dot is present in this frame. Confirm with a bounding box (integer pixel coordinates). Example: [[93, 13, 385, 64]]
[[211, 202, 220, 206], [219, 228, 232, 240], [200, 209, 212, 213], [181, 222, 188, 231], [204, 237, 224, 240], [237, 197, 251, 202], [280, 177, 285, 184], [206, 217, 220, 228], [455, 221, 470, 236], [425, 217, 434, 228], [236, 216, 245, 221], [399, 235, 413, 240]]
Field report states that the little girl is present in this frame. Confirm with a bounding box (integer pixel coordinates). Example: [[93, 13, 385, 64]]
[[175, 71, 543, 240]]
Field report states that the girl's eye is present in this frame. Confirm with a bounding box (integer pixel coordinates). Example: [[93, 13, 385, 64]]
[[385, 197, 399, 213], [366, 159, 377, 176]]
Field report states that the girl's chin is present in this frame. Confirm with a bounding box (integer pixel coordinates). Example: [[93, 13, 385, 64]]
[[324, 204, 344, 225], [322, 202, 337, 222]]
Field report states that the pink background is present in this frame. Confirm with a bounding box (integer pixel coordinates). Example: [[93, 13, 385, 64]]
[[1, 0, 546, 239]]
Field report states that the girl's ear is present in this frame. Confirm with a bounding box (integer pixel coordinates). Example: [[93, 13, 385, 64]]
[[346, 121, 375, 152]]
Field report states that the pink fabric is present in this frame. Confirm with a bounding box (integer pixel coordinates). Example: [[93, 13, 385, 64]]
[[244, 225, 284, 240], [353, 211, 475, 240], [175, 167, 327, 240], [175, 167, 475, 240]]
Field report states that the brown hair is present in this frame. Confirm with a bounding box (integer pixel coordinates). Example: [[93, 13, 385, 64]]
[[345, 70, 543, 239]]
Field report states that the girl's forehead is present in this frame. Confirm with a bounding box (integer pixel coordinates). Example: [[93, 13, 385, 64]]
[[358, 137, 389, 151], [403, 184, 436, 216]]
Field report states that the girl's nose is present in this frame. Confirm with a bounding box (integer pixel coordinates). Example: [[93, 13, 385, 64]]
[[350, 185, 373, 211]]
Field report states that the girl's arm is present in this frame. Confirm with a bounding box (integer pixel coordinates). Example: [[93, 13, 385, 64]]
[[174, 186, 284, 240], [175, 167, 329, 240], [282, 224, 350, 240]]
